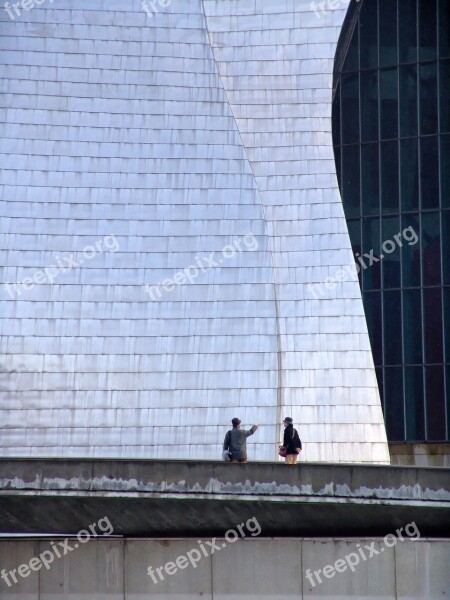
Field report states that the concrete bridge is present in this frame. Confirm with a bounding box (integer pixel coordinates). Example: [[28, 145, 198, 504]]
[[0, 459, 449, 537]]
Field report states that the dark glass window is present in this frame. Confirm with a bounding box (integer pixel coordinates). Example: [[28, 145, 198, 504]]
[[440, 0, 450, 58], [342, 145, 360, 217], [376, 367, 384, 403], [443, 210, 450, 284], [442, 135, 450, 208], [426, 365, 446, 439], [360, 0, 378, 69], [444, 286, 450, 362], [401, 214, 421, 287], [363, 292, 383, 365], [347, 219, 362, 257], [343, 23, 359, 72], [384, 367, 405, 440], [380, 0, 398, 66], [362, 217, 381, 290], [419, 0, 437, 61], [334, 145, 341, 189], [403, 289, 423, 364], [400, 138, 419, 211], [399, 0, 417, 63], [380, 68, 399, 139], [404, 366, 425, 440], [381, 141, 399, 213], [421, 211, 442, 285], [384, 290, 403, 364], [333, 0, 449, 442], [361, 143, 380, 215], [440, 60, 450, 133], [382, 216, 401, 288], [399, 65, 418, 137], [342, 73, 360, 144], [332, 86, 341, 147], [447, 365, 450, 437], [420, 62, 438, 135], [423, 287, 444, 363], [420, 136, 440, 209], [361, 71, 379, 142]]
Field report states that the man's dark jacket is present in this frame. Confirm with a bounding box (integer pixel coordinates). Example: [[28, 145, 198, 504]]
[[283, 423, 302, 455]]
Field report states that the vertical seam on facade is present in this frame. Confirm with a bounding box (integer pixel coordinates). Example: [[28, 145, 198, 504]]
[[200, 0, 284, 457]]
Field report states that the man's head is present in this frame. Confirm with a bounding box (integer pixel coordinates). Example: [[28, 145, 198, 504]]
[[231, 418, 241, 428], [283, 417, 293, 428]]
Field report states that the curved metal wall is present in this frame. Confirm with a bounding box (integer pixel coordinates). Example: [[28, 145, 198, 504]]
[[0, 0, 390, 462]]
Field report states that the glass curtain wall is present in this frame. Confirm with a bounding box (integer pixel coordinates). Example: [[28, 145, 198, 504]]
[[333, 0, 450, 441]]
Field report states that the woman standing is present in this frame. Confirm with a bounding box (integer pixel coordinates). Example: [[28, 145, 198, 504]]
[[280, 417, 302, 464]]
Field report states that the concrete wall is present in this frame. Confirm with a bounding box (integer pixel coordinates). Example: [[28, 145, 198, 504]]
[[0, 538, 448, 599]]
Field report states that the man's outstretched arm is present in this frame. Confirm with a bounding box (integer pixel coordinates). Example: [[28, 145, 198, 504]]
[[244, 424, 259, 437]]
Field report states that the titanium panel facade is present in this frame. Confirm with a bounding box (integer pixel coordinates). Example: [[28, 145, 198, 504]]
[[0, 0, 390, 462]]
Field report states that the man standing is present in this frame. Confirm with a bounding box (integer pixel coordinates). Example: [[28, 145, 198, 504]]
[[280, 417, 302, 464], [223, 418, 258, 463]]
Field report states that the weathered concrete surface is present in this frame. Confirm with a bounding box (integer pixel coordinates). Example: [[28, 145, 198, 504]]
[[390, 443, 450, 467], [0, 539, 449, 599], [0, 459, 449, 537]]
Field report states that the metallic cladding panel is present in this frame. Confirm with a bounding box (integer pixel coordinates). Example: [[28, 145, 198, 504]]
[[0, 0, 389, 462], [202, 0, 390, 463]]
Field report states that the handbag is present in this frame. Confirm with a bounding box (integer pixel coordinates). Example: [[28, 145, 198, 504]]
[[279, 427, 295, 457], [222, 450, 232, 462]]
